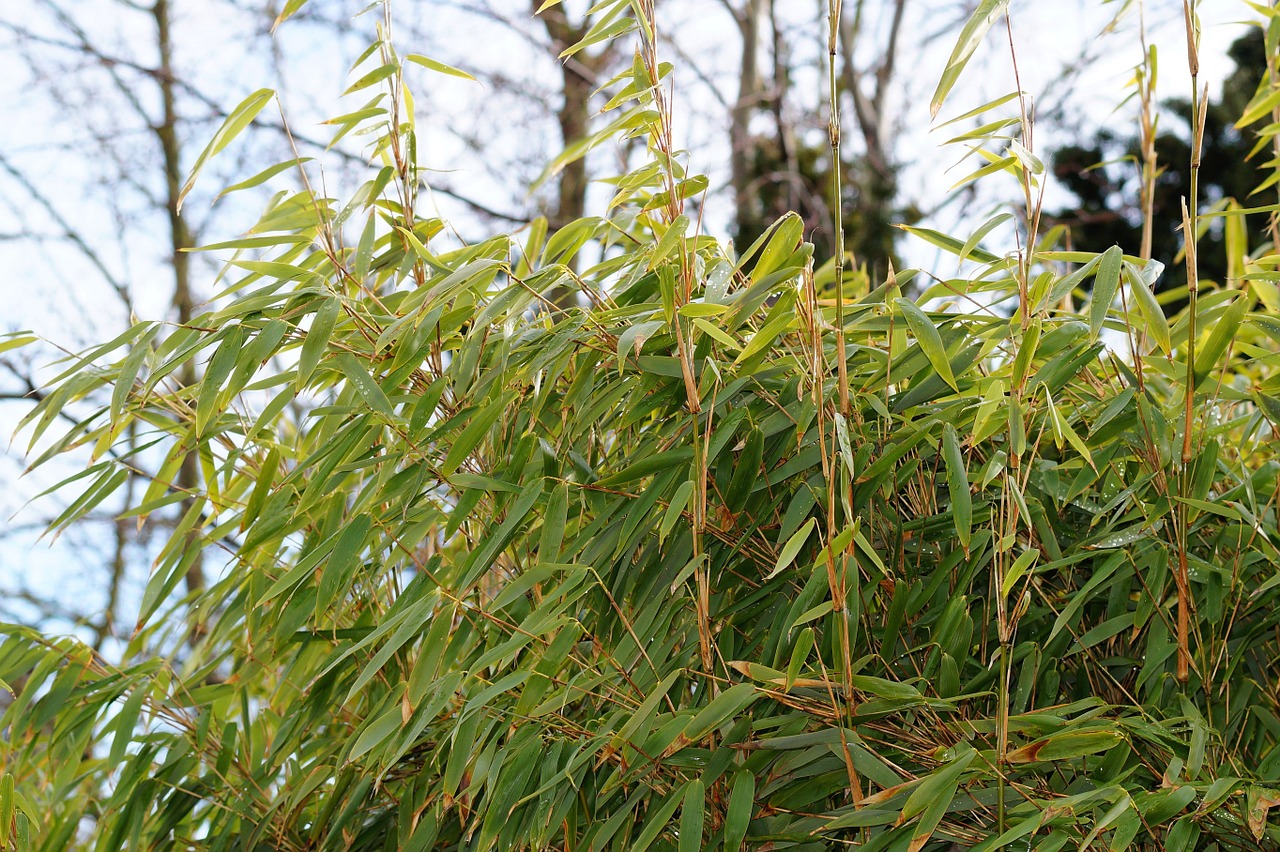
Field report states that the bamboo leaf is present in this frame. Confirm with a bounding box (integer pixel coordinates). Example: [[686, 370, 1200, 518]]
[[683, 683, 759, 744], [897, 225, 1000, 264], [900, 745, 975, 824], [319, 515, 372, 611], [347, 704, 404, 762], [1194, 290, 1253, 388], [723, 770, 756, 852], [336, 352, 396, 418], [767, 518, 816, 580], [678, 780, 705, 852], [1007, 729, 1124, 764], [297, 298, 340, 391], [629, 786, 685, 852], [896, 299, 958, 391], [1124, 260, 1171, 353], [930, 0, 1013, 118], [404, 54, 477, 81], [1090, 246, 1123, 341], [271, 0, 308, 32], [215, 158, 311, 199], [178, 88, 275, 211], [942, 423, 971, 550]]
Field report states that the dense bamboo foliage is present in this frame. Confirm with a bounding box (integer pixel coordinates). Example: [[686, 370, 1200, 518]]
[[5, 0, 1280, 848]]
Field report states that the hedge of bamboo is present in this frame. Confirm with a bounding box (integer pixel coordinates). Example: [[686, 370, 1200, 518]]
[[5, 1, 1280, 848]]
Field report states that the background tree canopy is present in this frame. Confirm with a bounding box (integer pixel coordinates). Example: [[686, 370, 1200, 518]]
[[3, 0, 1280, 850]]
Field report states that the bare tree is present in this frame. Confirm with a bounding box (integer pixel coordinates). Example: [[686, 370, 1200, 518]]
[[532, 1, 622, 232], [0, 0, 322, 638]]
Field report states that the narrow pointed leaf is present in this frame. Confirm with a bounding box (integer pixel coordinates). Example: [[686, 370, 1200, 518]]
[[178, 88, 275, 211]]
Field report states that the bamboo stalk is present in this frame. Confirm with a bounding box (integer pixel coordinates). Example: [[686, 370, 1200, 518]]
[[828, 0, 850, 417], [824, 0, 863, 809], [1174, 0, 1204, 687]]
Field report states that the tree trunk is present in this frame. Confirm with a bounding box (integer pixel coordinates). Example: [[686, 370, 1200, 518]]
[[154, 0, 205, 605], [730, 0, 762, 244]]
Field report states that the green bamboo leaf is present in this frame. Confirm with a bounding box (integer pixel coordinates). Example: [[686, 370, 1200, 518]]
[[347, 704, 403, 762], [227, 259, 326, 286], [0, 331, 36, 356], [336, 352, 396, 417], [906, 774, 968, 850], [726, 425, 763, 514], [901, 745, 975, 825], [241, 448, 281, 531], [616, 319, 665, 369], [766, 518, 816, 580], [1050, 400, 1096, 470], [1166, 816, 1202, 852], [967, 814, 1042, 852], [786, 627, 814, 691], [649, 216, 689, 270], [353, 213, 378, 282], [678, 780, 705, 852], [404, 54, 477, 81], [109, 686, 147, 768], [1001, 549, 1038, 598], [1011, 317, 1041, 389], [297, 298, 340, 391], [1008, 394, 1025, 457], [319, 515, 372, 612], [1236, 85, 1280, 128], [443, 392, 516, 477], [942, 423, 971, 550], [539, 482, 568, 557], [958, 212, 1011, 265], [659, 479, 694, 544], [683, 683, 759, 744], [1124, 260, 1171, 353], [1194, 290, 1253, 388], [930, 0, 1013, 118], [751, 212, 804, 281], [850, 674, 924, 701], [933, 90, 1021, 131], [613, 671, 681, 749], [1007, 729, 1124, 763], [137, 499, 206, 621], [320, 101, 388, 142], [629, 786, 685, 852], [110, 324, 159, 424], [47, 466, 129, 534], [949, 154, 1017, 192], [1089, 245, 1123, 341], [896, 299, 958, 392], [1040, 253, 1102, 311], [560, 15, 634, 61], [723, 770, 756, 852], [596, 446, 694, 488], [0, 774, 11, 849], [458, 479, 543, 589], [344, 62, 399, 96], [270, 0, 308, 32], [178, 88, 275, 212], [676, 301, 728, 318], [196, 327, 247, 437], [215, 157, 311, 199], [343, 594, 438, 703], [733, 310, 795, 366]]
